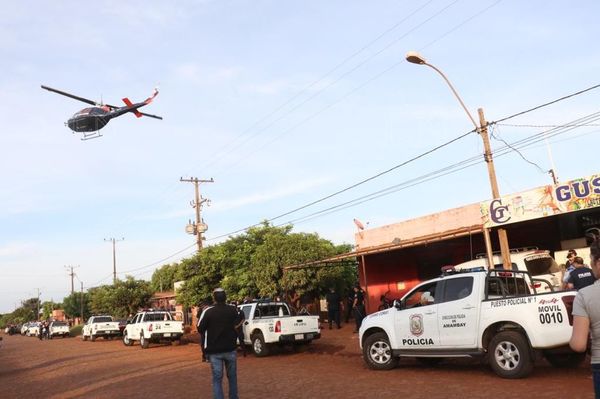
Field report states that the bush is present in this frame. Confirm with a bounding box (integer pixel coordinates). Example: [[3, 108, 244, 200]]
[[70, 324, 83, 337]]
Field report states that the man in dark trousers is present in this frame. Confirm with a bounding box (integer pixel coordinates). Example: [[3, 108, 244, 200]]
[[352, 284, 366, 333], [198, 288, 240, 399], [325, 287, 342, 329], [568, 256, 597, 290]]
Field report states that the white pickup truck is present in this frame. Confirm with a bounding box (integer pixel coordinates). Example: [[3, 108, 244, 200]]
[[122, 310, 184, 349], [49, 321, 70, 338], [82, 316, 121, 341], [238, 301, 321, 357], [359, 267, 581, 378]]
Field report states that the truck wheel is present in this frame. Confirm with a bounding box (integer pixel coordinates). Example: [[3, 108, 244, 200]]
[[544, 352, 586, 368], [363, 332, 398, 370], [90, 334, 96, 342], [489, 331, 533, 378], [140, 334, 150, 349], [251, 333, 269, 357], [123, 333, 133, 346], [82, 334, 88, 341]]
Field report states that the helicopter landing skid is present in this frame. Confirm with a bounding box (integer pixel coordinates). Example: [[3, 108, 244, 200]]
[[75, 131, 103, 141]]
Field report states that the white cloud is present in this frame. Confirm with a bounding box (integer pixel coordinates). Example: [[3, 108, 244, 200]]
[[0, 241, 34, 258], [212, 176, 334, 212]]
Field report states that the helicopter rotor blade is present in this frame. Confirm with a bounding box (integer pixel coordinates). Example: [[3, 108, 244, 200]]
[[139, 111, 163, 120], [41, 85, 99, 106]]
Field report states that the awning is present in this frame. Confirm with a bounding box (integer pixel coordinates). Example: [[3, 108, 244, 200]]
[[284, 224, 483, 270]]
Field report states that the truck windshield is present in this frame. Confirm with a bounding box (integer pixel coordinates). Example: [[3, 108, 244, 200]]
[[94, 316, 113, 323], [256, 304, 289, 317], [143, 313, 172, 322], [524, 254, 560, 276]]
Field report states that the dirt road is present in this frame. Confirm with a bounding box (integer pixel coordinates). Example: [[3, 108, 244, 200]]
[[0, 328, 594, 398]]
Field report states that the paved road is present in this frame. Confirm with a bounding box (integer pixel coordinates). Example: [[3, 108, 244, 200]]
[[0, 329, 594, 398]]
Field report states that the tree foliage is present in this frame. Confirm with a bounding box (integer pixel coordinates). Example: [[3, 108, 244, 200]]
[[62, 291, 91, 319], [177, 223, 356, 307], [41, 300, 62, 320], [88, 277, 153, 318], [150, 263, 181, 292]]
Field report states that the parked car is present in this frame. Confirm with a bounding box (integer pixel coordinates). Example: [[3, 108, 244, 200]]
[[237, 300, 321, 357], [82, 316, 120, 341], [49, 321, 70, 338], [453, 248, 562, 291], [360, 266, 580, 378], [122, 310, 184, 349], [27, 322, 40, 337]]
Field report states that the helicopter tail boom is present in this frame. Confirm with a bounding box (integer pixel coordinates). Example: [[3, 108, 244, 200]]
[[122, 98, 143, 118]]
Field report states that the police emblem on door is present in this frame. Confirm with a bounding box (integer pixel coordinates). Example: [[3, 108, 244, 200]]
[[410, 314, 423, 336]]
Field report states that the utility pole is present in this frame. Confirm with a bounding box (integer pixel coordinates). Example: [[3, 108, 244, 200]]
[[104, 237, 124, 284], [180, 177, 214, 251], [64, 265, 79, 294], [80, 281, 84, 323], [478, 109, 511, 269], [36, 288, 41, 321]]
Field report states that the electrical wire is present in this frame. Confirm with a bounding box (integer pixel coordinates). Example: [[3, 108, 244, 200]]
[[491, 83, 600, 124]]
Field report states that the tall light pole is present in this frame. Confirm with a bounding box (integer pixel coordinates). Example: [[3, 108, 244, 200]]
[[104, 237, 125, 284], [406, 51, 511, 269]]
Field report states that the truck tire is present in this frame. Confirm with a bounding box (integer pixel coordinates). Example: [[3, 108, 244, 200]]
[[123, 333, 133, 346], [82, 334, 88, 341], [251, 332, 269, 357], [90, 334, 96, 342], [544, 352, 586, 368], [489, 331, 533, 378], [140, 334, 150, 349], [363, 332, 398, 370]]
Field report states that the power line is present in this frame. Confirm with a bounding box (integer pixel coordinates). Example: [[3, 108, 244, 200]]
[[206, 129, 474, 241], [491, 83, 600, 124]]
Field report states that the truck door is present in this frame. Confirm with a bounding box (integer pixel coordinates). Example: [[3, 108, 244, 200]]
[[437, 276, 479, 347], [395, 281, 440, 349], [240, 305, 253, 344]]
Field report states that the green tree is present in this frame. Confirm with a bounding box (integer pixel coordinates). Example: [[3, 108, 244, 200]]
[[150, 263, 180, 292], [63, 291, 91, 319], [177, 222, 356, 307], [88, 277, 153, 318], [41, 300, 62, 320]]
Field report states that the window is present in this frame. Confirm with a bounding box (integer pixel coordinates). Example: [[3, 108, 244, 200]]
[[404, 282, 438, 309], [93, 316, 113, 323], [255, 304, 290, 318], [524, 256, 560, 276], [241, 306, 252, 320], [487, 277, 530, 297], [143, 312, 172, 322], [442, 277, 473, 302]]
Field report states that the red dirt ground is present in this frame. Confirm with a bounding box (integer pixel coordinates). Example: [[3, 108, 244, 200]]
[[0, 326, 593, 399]]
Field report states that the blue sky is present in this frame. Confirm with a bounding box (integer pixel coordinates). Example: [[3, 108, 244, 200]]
[[2, 1, 600, 313]]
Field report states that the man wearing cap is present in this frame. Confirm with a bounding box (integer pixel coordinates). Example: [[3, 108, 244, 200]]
[[198, 288, 240, 399]]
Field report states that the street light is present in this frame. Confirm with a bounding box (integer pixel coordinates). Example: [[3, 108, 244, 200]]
[[406, 51, 511, 269]]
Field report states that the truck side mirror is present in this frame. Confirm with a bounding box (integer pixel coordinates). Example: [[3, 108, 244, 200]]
[[393, 299, 403, 310]]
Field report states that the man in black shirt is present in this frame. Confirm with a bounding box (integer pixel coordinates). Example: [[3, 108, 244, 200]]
[[325, 287, 342, 329], [198, 288, 239, 399], [352, 284, 366, 333], [568, 256, 597, 291]]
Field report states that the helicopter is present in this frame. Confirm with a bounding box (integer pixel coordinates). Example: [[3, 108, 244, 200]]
[[41, 85, 163, 140]]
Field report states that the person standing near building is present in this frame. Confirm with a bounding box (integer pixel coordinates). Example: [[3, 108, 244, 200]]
[[325, 287, 342, 330], [352, 284, 365, 333], [568, 256, 597, 291], [570, 239, 600, 398], [562, 249, 578, 289], [198, 288, 239, 399]]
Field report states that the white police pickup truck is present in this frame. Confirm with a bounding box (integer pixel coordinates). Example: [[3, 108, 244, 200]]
[[122, 310, 184, 349], [359, 267, 581, 378], [49, 321, 70, 338], [82, 316, 121, 341], [238, 301, 321, 357]]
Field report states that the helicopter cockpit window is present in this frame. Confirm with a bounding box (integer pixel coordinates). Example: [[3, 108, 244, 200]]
[[90, 108, 105, 115], [74, 108, 93, 117]]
